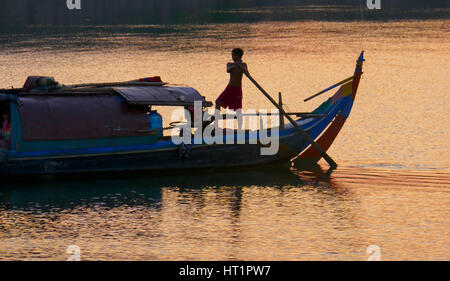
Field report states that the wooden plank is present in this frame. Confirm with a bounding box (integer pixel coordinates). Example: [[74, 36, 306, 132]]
[[220, 113, 327, 118], [67, 81, 167, 88], [279, 92, 284, 130], [303, 76, 354, 102]]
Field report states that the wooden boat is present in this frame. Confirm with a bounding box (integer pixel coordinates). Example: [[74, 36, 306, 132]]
[[0, 52, 364, 176]]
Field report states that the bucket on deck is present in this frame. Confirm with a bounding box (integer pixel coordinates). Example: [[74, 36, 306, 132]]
[[149, 110, 163, 137]]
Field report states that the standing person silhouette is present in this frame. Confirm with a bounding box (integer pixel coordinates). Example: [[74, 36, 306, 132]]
[[216, 48, 248, 111]]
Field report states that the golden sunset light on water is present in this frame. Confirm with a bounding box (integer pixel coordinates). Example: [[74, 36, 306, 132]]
[[0, 1, 448, 267]]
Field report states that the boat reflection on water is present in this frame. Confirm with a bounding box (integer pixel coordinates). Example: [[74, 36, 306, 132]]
[[0, 162, 340, 213], [1, 163, 448, 261]]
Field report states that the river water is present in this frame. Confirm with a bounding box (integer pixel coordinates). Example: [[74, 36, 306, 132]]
[[0, 19, 449, 260]]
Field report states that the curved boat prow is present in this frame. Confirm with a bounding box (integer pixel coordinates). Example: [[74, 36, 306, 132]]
[[292, 51, 365, 167], [352, 51, 365, 100]]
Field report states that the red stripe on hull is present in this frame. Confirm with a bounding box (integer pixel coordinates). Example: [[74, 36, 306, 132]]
[[296, 115, 347, 162], [352, 73, 362, 100]]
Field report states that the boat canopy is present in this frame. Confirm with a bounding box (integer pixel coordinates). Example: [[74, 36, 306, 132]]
[[113, 86, 213, 107], [16, 84, 212, 107], [13, 84, 211, 142], [17, 94, 150, 141]]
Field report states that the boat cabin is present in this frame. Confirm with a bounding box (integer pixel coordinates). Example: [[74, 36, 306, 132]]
[[0, 76, 212, 162]]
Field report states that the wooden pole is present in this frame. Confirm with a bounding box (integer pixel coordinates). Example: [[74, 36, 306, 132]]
[[278, 92, 284, 130], [303, 76, 353, 102], [66, 81, 166, 88], [220, 113, 326, 118], [244, 70, 338, 169]]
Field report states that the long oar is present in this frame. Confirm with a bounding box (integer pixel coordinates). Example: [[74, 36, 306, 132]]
[[244, 70, 338, 169], [67, 81, 166, 88], [303, 76, 353, 102]]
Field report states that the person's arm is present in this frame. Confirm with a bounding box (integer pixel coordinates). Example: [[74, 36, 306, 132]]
[[240, 62, 248, 73]]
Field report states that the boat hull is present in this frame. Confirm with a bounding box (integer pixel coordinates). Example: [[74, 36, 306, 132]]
[[0, 130, 307, 175]]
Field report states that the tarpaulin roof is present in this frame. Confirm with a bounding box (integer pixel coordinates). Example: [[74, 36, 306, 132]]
[[113, 86, 212, 106], [18, 95, 149, 141], [15, 85, 211, 141]]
